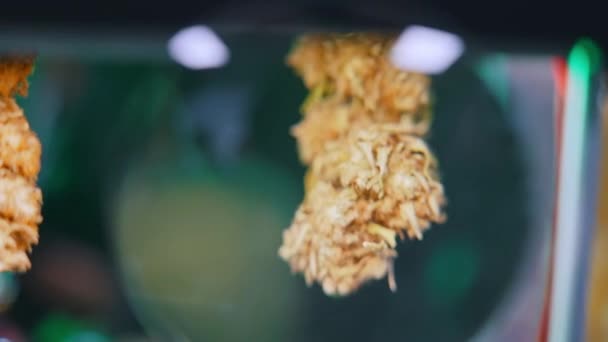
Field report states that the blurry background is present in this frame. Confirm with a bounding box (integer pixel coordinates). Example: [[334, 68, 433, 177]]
[[0, 1, 605, 340], [0, 31, 571, 341]]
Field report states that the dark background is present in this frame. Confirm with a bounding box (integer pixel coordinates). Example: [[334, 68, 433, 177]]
[[0, 0, 606, 48]]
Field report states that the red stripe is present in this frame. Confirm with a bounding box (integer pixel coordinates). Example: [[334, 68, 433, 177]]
[[538, 56, 568, 342]]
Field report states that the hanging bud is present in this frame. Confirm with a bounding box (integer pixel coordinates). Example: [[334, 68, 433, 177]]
[[279, 34, 446, 296], [0, 57, 42, 272]]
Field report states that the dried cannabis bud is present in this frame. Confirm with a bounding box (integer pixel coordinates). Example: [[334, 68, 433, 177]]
[[279, 33, 447, 296], [0, 57, 42, 272]]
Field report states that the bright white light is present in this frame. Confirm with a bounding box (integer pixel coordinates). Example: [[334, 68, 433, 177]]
[[168, 25, 229, 70], [390, 25, 464, 74]]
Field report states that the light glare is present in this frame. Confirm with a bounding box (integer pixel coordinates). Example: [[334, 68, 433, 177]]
[[390, 25, 464, 74], [168, 25, 229, 70]]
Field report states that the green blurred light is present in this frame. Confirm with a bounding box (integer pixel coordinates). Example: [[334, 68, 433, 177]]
[[66, 331, 111, 342], [424, 240, 480, 308], [475, 54, 510, 110], [0, 272, 17, 313], [576, 38, 602, 74], [33, 313, 109, 342]]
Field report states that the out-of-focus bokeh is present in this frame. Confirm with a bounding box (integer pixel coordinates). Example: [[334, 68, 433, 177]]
[[0, 27, 602, 341], [587, 99, 608, 342]]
